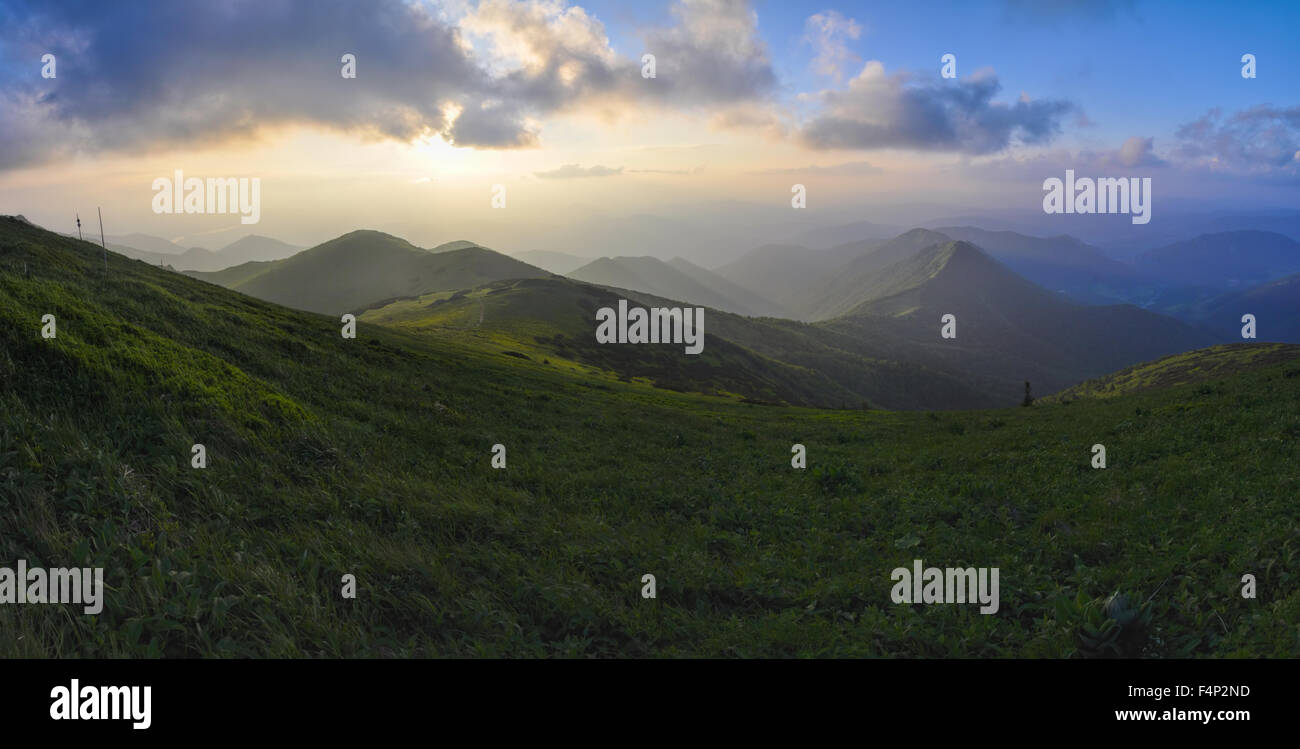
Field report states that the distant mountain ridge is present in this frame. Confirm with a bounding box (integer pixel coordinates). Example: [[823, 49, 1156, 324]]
[[1189, 272, 1300, 343], [711, 241, 875, 317], [714, 225, 1144, 320], [508, 250, 592, 275], [1138, 230, 1300, 289], [106, 232, 192, 255], [363, 237, 1222, 409], [821, 240, 1220, 399], [104, 233, 301, 272], [935, 225, 1141, 303], [0, 215, 1243, 411], [187, 229, 551, 314], [799, 229, 954, 320], [567, 255, 790, 317], [783, 219, 901, 249]]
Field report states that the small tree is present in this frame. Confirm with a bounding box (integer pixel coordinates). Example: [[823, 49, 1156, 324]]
[[1022, 381, 1033, 407]]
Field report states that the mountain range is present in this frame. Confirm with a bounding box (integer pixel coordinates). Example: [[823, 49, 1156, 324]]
[[567, 255, 791, 317], [1136, 230, 1300, 289], [360, 233, 1221, 409], [508, 250, 592, 275], [933, 226, 1141, 304], [104, 233, 302, 272], [35, 216, 1297, 408], [186, 230, 552, 315], [1187, 272, 1300, 342]]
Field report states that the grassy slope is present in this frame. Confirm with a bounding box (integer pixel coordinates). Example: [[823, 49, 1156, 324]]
[[361, 276, 870, 408], [2, 216, 1298, 657], [362, 276, 995, 409], [186, 259, 280, 288], [1044, 343, 1300, 402]]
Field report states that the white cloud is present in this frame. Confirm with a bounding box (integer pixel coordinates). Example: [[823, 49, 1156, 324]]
[[534, 163, 624, 178], [803, 11, 862, 82]]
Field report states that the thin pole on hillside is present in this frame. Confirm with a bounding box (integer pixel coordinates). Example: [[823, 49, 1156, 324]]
[[76, 213, 82, 241], [97, 207, 107, 273]]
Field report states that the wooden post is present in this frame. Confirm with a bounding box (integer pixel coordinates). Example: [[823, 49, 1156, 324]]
[[98, 207, 107, 273]]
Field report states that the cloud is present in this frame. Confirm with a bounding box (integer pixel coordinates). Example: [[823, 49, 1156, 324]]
[[1108, 136, 1165, 168], [1174, 106, 1300, 173], [803, 11, 862, 82], [465, 0, 777, 110], [753, 161, 881, 176], [0, 0, 494, 168], [963, 135, 1166, 176], [626, 167, 703, 175], [622, 143, 723, 153], [534, 164, 623, 178], [799, 62, 1076, 154], [707, 102, 789, 137], [446, 100, 539, 148], [0, 0, 779, 169], [639, 0, 778, 106], [461, 0, 628, 112]]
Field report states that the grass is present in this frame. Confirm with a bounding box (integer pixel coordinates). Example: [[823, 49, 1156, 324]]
[[2, 216, 1298, 657], [1045, 343, 1300, 402]]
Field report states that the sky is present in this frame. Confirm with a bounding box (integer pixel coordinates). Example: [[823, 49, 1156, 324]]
[[0, 0, 1297, 257]]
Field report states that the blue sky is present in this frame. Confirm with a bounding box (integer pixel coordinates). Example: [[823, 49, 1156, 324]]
[[585, 0, 1300, 147]]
